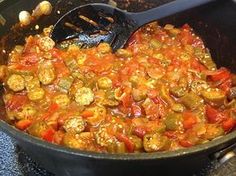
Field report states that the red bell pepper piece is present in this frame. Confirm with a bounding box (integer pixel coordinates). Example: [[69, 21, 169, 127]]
[[42, 128, 56, 142], [116, 133, 134, 153], [222, 117, 236, 132], [205, 105, 226, 123], [133, 126, 147, 139], [209, 68, 231, 82]]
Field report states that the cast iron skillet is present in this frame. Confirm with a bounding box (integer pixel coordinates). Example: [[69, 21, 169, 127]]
[[0, 0, 236, 175]]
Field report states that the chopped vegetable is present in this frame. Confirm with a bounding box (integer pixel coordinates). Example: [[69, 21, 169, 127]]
[[97, 77, 112, 89], [7, 74, 25, 91], [16, 119, 32, 130], [170, 86, 186, 98], [201, 88, 225, 106], [58, 77, 73, 91], [38, 61, 55, 85], [181, 92, 203, 110], [75, 87, 94, 106], [63, 116, 86, 134], [164, 112, 183, 131], [97, 43, 112, 54], [143, 133, 170, 152], [115, 49, 132, 58], [28, 121, 49, 137], [53, 94, 70, 108], [27, 87, 45, 101]]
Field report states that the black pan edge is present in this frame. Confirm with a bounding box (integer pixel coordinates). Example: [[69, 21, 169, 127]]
[[1, 119, 236, 160]]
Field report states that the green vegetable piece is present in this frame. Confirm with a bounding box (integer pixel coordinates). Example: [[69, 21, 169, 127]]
[[58, 77, 74, 91], [164, 112, 183, 131], [205, 124, 224, 140], [150, 39, 162, 49], [75, 87, 94, 106], [132, 88, 147, 102], [143, 133, 170, 152], [171, 103, 185, 113], [160, 85, 174, 106], [115, 49, 132, 58], [7, 74, 25, 91], [63, 116, 86, 134], [16, 104, 37, 120], [102, 99, 119, 107], [194, 48, 216, 70], [28, 121, 48, 137], [190, 80, 209, 94], [97, 77, 112, 89], [107, 142, 126, 153], [129, 135, 143, 151], [181, 92, 203, 110], [27, 87, 45, 101], [201, 88, 225, 106], [180, 52, 190, 61], [38, 61, 55, 85], [169, 86, 186, 98], [53, 94, 70, 108], [25, 77, 40, 91], [65, 57, 78, 71], [146, 78, 158, 89]]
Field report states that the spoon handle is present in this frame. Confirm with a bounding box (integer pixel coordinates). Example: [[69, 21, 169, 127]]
[[129, 0, 216, 26]]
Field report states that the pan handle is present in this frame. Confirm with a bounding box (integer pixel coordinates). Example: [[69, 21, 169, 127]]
[[208, 143, 236, 175]]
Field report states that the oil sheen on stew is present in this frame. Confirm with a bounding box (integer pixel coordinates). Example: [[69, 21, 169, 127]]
[[1, 22, 236, 153]]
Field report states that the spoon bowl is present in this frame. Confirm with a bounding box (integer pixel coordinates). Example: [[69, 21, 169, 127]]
[[51, 0, 215, 50]]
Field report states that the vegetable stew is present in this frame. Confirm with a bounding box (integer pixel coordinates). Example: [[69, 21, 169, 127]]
[[1, 22, 236, 153]]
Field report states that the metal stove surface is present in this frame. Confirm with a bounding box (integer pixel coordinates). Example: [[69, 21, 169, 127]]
[[1, 131, 234, 176]]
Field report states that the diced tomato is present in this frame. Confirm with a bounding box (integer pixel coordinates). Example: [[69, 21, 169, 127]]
[[42, 128, 56, 142], [183, 111, 197, 130], [219, 79, 232, 92], [6, 95, 28, 111], [164, 131, 177, 139], [133, 126, 147, 138], [15, 119, 32, 130], [222, 117, 236, 132], [120, 88, 133, 108], [131, 103, 142, 117], [205, 105, 226, 123], [81, 110, 94, 118], [116, 133, 134, 152], [179, 139, 193, 148], [21, 53, 39, 65]]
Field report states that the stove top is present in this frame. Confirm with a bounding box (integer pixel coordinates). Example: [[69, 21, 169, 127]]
[[0, 131, 234, 176]]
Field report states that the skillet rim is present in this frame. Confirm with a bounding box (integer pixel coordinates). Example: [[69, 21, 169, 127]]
[[1, 119, 236, 160]]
